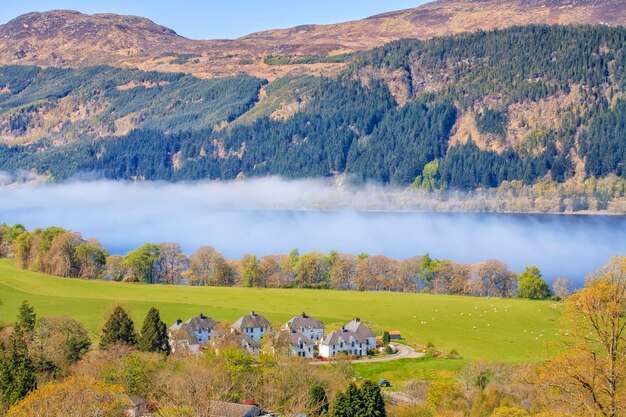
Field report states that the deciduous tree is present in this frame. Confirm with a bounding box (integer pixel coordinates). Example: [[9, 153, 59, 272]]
[[517, 266, 550, 300], [5, 375, 129, 417], [534, 257, 626, 416]]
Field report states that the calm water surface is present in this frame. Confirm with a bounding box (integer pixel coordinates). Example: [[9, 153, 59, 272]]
[[2, 192, 625, 287]]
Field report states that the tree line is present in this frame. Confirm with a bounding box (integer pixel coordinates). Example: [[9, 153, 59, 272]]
[[0, 223, 566, 300]]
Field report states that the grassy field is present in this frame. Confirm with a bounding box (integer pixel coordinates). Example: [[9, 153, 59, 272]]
[[0, 259, 564, 370]]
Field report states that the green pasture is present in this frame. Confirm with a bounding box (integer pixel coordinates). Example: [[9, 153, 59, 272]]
[[0, 259, 564, 369]]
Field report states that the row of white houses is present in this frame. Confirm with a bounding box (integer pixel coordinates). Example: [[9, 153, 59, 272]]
[[167, 311, 377, 359]]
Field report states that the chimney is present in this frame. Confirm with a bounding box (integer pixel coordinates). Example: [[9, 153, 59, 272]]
[[176, 319, 182, 325], [301, 312, 306, 318], [355, 317, 360, 322], [251, 311, 256, 316], [200, 312, 205, 319]]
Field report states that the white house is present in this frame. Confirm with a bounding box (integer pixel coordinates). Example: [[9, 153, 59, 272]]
[[214, 330, 260, 356], [168, 313, 218, 354], [231, 311, 271, 343], [319, 327, 368, 359], [284, 312, 325, 342], [288, 329, 315, 358], [344, 317, 376, 350]]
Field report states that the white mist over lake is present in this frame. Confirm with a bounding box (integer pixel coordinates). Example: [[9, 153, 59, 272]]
[[1, 177, 625, 286]]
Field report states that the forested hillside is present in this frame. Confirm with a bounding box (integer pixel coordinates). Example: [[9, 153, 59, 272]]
[[1, 25, 626, 197]]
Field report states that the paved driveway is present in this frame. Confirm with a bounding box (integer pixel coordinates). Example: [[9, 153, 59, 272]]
[[310, 343, 423, 365]]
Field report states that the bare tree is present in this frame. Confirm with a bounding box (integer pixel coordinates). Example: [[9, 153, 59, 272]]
[[155, 243, 188, 285], [188, 246, 232, 286], [552, 276, 572, 300], [44, 232, 84, 277], [470, 260, 517, 298], [329, 253, 358, 290]]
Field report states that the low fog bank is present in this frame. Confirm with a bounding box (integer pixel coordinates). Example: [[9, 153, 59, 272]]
[[1, 177, 624, 286]]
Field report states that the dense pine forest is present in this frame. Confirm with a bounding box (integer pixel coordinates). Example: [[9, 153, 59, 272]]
[[1, 25, 626, 191]]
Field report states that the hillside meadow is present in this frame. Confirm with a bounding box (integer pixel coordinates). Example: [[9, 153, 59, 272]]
[[0, 259, 563, 367]]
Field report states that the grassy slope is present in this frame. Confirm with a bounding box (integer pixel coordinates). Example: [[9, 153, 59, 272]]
[[0, 259, 563, 365]]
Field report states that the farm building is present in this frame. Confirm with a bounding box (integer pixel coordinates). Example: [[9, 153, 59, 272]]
[[389, 331, 402, 340]]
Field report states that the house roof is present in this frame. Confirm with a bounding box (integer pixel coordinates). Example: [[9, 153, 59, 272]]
[[231, 311, 271, 331], [321, 328, 366, 346], [222, 330, 260, 349], [208, 400, 262, 417], [389, 331, 401, 335], [285, 312, 325, 331], [186, 314, 218, 331], [169, 323, 200, 345], [289, 329, 315, 347], [345, 318, 375, 339], [124, 394, 147, 407], [169, 313, 217, 333]]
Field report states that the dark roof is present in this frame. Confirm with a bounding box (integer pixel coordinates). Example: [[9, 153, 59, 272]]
[[321, 328, 366, 345], [125, 394, 147, 407], [231, 311, 271, 331], [169, 324, 200, 345], [222, 330, 260, 349], [286, 312, 325, 331], [345, 318, 375, 339], [208, 401, 262, 417], [289, 329, 315, 347], [186, 314, 217, 331], [169, 314, 217, 333]]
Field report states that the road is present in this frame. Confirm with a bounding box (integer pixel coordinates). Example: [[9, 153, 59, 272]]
[[310, 343, 423, 365]]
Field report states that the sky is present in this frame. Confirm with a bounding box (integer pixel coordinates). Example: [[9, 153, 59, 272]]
[[0, 1, 429, 40]]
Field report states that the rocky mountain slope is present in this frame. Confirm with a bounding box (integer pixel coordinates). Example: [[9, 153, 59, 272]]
[[1, 0, 626, 79]]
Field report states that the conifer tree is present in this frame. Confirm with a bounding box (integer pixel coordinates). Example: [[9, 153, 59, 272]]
[[138, 307, 170, 354], [100, 305, 137, 349], [309, 384, 329, 416], [0, 326, 36, 405], [329, 391, 350, 417], [16, 301, 36, 332], [361, 380, 387, 417]]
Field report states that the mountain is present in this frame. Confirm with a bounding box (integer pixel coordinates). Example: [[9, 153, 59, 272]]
[[3, 24, 626, 206], [1, 0, 626, 79]]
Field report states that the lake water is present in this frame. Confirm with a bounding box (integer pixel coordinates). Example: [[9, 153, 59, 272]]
[[1, 179, 625, 286]]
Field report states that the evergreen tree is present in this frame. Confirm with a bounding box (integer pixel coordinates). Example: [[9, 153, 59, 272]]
[[329, 391, 351, 417], [382, 331, 391, 345], [344, 382, 364, 414], [100, 305, 137, 349], [309, 384, 329, 416], [138, 307, 170, 355], [0, 326, 36, 405], [361, 380, 387, 417], [16, 300, 36, 331]]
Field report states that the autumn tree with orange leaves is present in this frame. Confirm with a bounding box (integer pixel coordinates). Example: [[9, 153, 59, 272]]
[[533, 257, 626, 417]]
